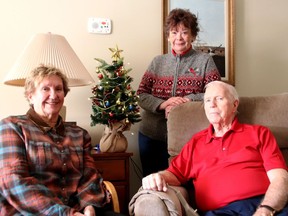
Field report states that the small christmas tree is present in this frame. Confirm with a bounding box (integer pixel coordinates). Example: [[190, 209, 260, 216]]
[[90, 46, 141, 126]]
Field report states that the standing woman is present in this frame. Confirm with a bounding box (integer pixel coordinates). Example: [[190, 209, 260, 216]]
[[137, 8, 221, 177], [0, 65, 124, 216]]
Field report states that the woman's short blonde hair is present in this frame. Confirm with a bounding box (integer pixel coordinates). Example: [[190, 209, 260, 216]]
[[24, 64, 70, 100]]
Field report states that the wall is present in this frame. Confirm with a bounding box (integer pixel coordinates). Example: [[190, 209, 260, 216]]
[[0, 0, 162, 199], [235, 0, 288, 96], [0, 0, 288, 199]]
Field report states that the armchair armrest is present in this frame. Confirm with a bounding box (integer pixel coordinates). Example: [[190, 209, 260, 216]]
[[129, 186, 190, 216], [104, 181, 120, 213], [168, 186, 199, 216]]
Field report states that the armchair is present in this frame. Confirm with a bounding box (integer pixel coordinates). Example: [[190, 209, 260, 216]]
[[129, 93, 288, 215], [104, 181, 120, 213], [168, 93, 288, 164]]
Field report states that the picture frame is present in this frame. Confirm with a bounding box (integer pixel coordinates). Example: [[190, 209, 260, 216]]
[[162, 0, 235, 85]]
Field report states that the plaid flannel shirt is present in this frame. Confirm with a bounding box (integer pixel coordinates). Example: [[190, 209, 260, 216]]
[[0, 108, 110, 216]]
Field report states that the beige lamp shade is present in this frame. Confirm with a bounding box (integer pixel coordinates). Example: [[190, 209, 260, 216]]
[[4, 32, 94, 87]]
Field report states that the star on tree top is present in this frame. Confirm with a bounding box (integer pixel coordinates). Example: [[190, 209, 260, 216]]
[[109, 45, 123, 61]]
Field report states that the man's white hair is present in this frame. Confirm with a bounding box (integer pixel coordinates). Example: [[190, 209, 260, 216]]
[[204, 81, 239, 101]]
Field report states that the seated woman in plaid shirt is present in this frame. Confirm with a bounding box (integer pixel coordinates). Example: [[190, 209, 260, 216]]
[[0, 65, 124, 216]]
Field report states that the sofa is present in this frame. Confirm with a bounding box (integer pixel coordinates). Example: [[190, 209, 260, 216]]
[[129, 93, 288, 216]]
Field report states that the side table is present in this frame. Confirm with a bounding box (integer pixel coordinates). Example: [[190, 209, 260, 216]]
[[92, 151, 133, 214]]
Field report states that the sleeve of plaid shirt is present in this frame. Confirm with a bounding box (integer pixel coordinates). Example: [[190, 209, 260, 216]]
[[0, 117, 110, 215], [74, 128, 111, 210]]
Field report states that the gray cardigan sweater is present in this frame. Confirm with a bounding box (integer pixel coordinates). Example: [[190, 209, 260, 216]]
[[137, 49, 220, 141]]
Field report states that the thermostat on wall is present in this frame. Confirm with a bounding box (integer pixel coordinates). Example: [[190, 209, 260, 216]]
[[88, 17, 112, 34]]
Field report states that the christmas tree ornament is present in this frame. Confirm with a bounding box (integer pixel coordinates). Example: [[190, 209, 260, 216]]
[[98, 74, 103, 79], [105, 101, 110, 107], [90, 46, 141, 152], [129, 104, 134, 111], [109, 45, 123, 62]]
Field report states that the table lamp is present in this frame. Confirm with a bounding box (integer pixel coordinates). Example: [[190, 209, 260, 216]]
[[3, 32, 94, 86], [3, 32, 94, 119]]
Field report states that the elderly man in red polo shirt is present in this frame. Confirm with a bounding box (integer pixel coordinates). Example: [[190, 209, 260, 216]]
[[140, 81, 288, 216]]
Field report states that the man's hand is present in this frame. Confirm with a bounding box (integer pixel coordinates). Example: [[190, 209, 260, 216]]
[[142, 173, 168, 192]]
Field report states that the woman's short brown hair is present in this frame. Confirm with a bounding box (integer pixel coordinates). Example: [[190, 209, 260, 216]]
[[165, 8, 200, 38], [24, 64, 70, 100]]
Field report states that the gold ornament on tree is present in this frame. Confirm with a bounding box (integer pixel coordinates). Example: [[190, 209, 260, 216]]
[[109, 45, 123, 61], [90, 45, 141, 152]]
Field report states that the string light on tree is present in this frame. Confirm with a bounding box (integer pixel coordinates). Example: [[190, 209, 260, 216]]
[[90, 46, 141, 126]]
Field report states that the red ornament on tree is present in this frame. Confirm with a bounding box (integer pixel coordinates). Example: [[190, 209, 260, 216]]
[[90, 46, 142, 153]]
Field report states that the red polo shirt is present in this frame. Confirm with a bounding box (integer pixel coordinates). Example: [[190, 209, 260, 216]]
[[167, 118, 287, 211]]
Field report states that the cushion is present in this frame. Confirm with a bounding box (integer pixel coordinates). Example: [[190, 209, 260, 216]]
[[268, 126, 288, 149], [237, 93, 288, 127], [167, 101, 208, 157]]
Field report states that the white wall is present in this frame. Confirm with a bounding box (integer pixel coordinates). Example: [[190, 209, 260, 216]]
[[0, 0, 288, 198]]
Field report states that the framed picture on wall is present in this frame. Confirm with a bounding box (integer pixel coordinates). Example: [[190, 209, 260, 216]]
[[162, 0, 235, 85]]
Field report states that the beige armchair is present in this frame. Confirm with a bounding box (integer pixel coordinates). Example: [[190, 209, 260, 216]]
[[168, 93, 288, 164], [129, 93, 288, 215]]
